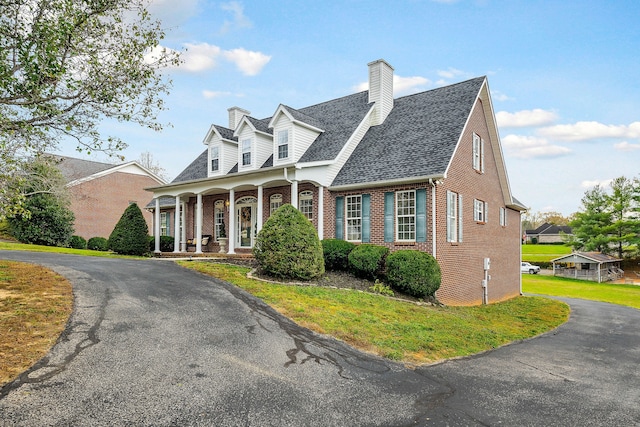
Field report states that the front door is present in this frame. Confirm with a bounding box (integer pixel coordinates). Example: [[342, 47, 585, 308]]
[[236, 197, 257, 248]]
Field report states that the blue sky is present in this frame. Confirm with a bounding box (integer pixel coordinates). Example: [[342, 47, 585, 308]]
[[58, 0, 640, 216]]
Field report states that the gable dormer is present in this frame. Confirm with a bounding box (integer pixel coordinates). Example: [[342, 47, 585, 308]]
[[233, 116, 273, 171], [268, 105, 324, 166], [203, 125, 238, 177]]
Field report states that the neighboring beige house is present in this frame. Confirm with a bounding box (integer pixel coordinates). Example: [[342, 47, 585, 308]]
[[147, 59, 526, 306], [525, 222, 573, 244], [56, 156, 165, 239]]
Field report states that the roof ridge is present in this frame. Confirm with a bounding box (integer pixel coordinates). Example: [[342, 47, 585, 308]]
[[394, 76, 486, 102]]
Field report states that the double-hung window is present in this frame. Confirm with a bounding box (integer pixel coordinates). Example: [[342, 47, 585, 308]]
[[160, 212, 169, 236], [270, 194, 283, 215], [500, 207, 507, 226], [277, 130, 289, 160], [210, 145, 219, 172], [474, 199, 488, 223], [241, 139, 252, 166], [299, 191, 313, 220], [447, 191, 463, 242], [346, 195, 362, 241], [396, 190, 416, 241], [472, 133, 484, 173], [214, 200, 224, 240]]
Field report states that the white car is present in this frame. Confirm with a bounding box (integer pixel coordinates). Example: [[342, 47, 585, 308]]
[[521, 262, 540, 274]]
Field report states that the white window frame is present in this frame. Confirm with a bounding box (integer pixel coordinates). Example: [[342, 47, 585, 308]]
[[214, 200, 224, 240], [299, 190, 313, 220], [474, 199, 488, 223], [346, 195, 362, 242], [210, 144, 220, 173], [160, 212, 169, 236], [277, 130, 289, 160], [472, 133, 485, 173], [500, 207, 507, 227], [270, 194, 283, 215], [396, 190, 416, 242], [447, 191, 463, 242], [241, 138, 252, 166]]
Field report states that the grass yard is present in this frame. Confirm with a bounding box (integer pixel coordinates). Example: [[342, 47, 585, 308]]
[[521, 244, 572, 263], [522, 274, 640, 309], [0, 261, 73, 386], [0, 241, 143, 259], [180, 261, 569, 365]]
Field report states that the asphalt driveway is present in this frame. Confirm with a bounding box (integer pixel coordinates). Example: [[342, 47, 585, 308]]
[[0, 251, 638, 426]]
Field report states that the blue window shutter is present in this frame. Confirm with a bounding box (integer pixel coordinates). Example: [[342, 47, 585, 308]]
[[384, 192, 394, 242], [335, 196, 344, 240], [416, 188, 426, 242], [362, 194, 371, 243]]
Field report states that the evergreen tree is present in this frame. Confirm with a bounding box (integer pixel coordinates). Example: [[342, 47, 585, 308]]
[[109, 203, 149, 256]]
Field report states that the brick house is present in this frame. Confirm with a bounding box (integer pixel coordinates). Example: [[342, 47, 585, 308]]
[[148, 59, 526, 305], [56, 156, 165, 239]]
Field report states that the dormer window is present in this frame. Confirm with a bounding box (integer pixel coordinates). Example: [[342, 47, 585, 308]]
[[210, 145, 220, 172], [241, 139, 252, 166], [277, 130, 289, 160]]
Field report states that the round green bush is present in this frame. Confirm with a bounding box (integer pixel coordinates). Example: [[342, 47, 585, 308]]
[[108, 203, 149, 256], [87, 237, 109, 251], [69, 235, 87, 249], [322, 239, 355, 271], [385, 250, 441, 299], [253, 204, 324, 280], [8, 193, 74, 247], [348, 244, 389, 280]]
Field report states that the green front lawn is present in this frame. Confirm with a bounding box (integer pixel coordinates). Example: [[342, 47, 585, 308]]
[[180, 261, 569, 365], [0, 241, 144, 258], [521, 244, 572, 263], [522, 274, 640, 309]]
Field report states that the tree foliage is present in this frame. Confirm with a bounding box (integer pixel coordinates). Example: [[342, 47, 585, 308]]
[[108, 203, 149, 256], [0, 0, 180, 219], [568, 176, 640, 258], [7, 156, 74, 246]]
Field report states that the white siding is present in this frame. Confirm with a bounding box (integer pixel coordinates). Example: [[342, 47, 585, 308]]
[[221, 140, 237, 175], [293, 124, 320, 161], [255, 133, 273, 169]]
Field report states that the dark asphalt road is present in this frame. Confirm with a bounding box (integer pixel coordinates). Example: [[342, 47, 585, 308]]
[[0, 251, 638, 426]]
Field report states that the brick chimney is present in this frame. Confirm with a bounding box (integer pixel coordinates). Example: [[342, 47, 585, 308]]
[[368, 59, 394, 126], [227, 106, 251, 130]]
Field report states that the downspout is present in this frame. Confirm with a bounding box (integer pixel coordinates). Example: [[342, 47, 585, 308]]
[[429, 179, 437, 259]]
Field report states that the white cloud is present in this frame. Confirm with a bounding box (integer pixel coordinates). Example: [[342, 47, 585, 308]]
[[502, 134, 571, 159], [581, 179, 614, 189], [147, 0, 199, 27], [181, 43, 222, 72], [202, 90, 232, 99], [352, 75, 431, 96], [223, 48, 271, 76], [538, 121, 640, 142], [496, 109, 558, 128], [491, 90, 512, 102], [220, 1, 252, 34], [614, 141, 640, 151], [437, 67, 465, 79]]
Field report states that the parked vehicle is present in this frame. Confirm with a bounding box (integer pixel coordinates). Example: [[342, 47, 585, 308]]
[[521, 262, 541, 274]]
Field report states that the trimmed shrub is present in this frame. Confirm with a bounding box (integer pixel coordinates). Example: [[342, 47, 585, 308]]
[[348, 244, 389, 280], [148, 235, 175, 252], [385, 250, 441, 299], [322, 239, 356, 271], [253, 204, 324, 280], [69, 235, 87, 249], [108, 203, 149, 256], [8, 193, 74, 247], [87, 237, 109, 251]]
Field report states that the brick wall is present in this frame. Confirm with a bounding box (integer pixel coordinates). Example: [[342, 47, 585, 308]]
[[69, 172, 159, 239]]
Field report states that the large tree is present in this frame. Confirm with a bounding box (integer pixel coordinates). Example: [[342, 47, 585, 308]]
[[0, 0, 179, 218], [568, 177, 640, 258]]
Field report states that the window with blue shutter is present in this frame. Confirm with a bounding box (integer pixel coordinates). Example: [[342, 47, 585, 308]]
[[335, 196, 344, 240], [384, 192, 394, 242], [361, 194, 370, 243], [416, 188, 426, 242]]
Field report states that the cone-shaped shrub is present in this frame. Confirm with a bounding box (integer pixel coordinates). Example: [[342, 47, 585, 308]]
[[253, 204, 324, 280], [385, 250, 441, 298], [108, 203, 149, 256]]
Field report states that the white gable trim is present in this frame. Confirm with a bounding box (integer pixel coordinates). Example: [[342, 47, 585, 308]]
[[268, 105, 325, 133], [233, 116, 272, 138], [66, 162, 165, 187]]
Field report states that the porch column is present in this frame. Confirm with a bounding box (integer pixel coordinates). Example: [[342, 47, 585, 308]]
[[317, 185, 324, 240], [195, 193, 203, 254], [228, 189, 236, 254], [173, 196, 181, 253], [154, 198, 161, 254], [257, 185, 263, 234], [181, 202, 186, 251], [291, 180, 299, 209]]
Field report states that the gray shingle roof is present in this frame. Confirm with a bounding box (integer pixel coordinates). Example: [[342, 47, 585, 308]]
[[331, 77, 485, 187], [214, 125, 236, 141], [246, 116, 272, 134], [172, 149, 208, 183], [54, 155, 116, 182]]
